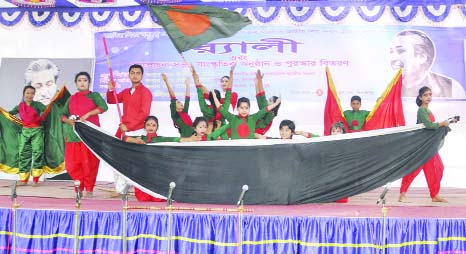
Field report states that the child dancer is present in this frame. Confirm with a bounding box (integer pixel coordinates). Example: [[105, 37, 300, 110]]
[[124, 115, 200, 144], [162, 74, 193, 137], [124, 115, 200, 202], [329, 121, 349, 203], [399, 86, 451, 203], [213, 66, 281, 139], [191, 66, 228, 138], [343, 96, 370, 132], [255, 119, 318, 139], [62, 72, 108, 197], [192, 116, 230, 141], [254, 70, 281, 135], [9, 86, 46, 186], [329, 121, 347, 135]]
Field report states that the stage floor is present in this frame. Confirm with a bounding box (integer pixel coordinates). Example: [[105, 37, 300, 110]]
[[1, 180, 465, 218]]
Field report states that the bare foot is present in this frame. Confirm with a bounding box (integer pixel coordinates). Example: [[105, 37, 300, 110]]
[[398, 193, 407, 202], [432, 195, 448, 203], [32, 182, 39, 187], [84, 191, 93, 198], [18, 181, 27, 186]]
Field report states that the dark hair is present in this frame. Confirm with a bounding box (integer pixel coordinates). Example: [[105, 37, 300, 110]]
[[144, 115, 159, 131], [192, 116, 208, 128], [270, 96, 281, 116], [74, 71, 91, 83], [350, 95, 361, 103], [330, 121, 346, 134], [237, 97, 250, 108], [396, 30, 435, 68], [279, 119, 296, 133], [416, 86, 431, 106], [23, 85, 35, 95], [129, 64, 144, 75], [220, 76, 229, 81], [207, 89, 221, 128]]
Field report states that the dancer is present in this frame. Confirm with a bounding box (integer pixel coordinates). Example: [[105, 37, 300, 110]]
[[343, 96, 370, 132], [254, 119, 318, 139], [192, 65, 228, 138], [62, 72, 108, 197], [213, 66, 281, 139], [192, 116, 230, 141], [107, 64, 152, 198], [9, 85, 46, 186], [254, 70, 281, 135], [162, 74, 193, 137], [124, 115, 200, 202], [399, 86, 451, 203]]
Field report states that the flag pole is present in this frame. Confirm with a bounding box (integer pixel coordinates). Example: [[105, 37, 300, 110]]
[[102, 36, 123, 125], [179, 53, 191, 70]]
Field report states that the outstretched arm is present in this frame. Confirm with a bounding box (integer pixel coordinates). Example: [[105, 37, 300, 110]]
[[184, 77, 190, 112], [212, 89, 221, 108], [227, 62, 236, 90], [185, 77, 190, 98], [255, 69, 265, 94], [294, 131, 319, 138], [106, 80, 124, 104], [124, 136, 146, 144], [180, 134, 202, 142], [266, 96, 282, 112], [162, 73, 176, 99]]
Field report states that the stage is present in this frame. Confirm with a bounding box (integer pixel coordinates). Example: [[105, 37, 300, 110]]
[[1, 180, 465, 253]]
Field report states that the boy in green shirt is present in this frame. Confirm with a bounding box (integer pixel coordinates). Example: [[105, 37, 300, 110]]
[[343, 95, 370, 132]]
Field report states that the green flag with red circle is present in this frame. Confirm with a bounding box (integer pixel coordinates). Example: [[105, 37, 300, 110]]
[[149, 5, 252, 53]]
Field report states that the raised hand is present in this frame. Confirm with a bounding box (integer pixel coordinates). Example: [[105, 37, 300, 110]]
[[108, 80, 115, 91], [227, 62, 237, 89], [191, 65, 200, 85], [161, 73, 168, 84]]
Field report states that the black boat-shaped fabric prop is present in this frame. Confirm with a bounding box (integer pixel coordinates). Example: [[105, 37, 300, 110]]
[[74, 122, 448, 205]]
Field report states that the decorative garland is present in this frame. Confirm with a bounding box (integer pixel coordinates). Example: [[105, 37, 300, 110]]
[[422, 4, 450, 22], [88, 10, 114, 27], [28, 10, 55, 26], [58, 11, 84, 27], [356, 5, 385, 23], [320, 6, 351, 22], [117, 9, 144, 27], [0, 10, 24, 26], [251, 6, 280, 23], [0, 3, 464, 28], [286, 6, 316, 23], [389, 5, 418, 22]]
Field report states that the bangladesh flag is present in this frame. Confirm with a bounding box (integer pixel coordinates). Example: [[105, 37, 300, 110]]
[[0, 86, 70, 176], [323, 66, 349, 136], [149, 5, 252, 53], [0, 107, 22, 174], [42, 86, 70, 174], [364, 69, 405, 130]]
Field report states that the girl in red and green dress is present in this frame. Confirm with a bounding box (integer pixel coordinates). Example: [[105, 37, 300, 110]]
[[162, 74, 193, 138], [212, 66, 281, 140], [124, 115, 200, 201], [254, 69, 281, 135], [62, 72, 108, 197], [9, 85, 46, 186], [399, 86, 451, 203], [192, 116, 230, 141], [191, 65, 229, 139]]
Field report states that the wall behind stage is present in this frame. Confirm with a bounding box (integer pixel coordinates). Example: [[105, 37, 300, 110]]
[[0, 10, 465, 189]]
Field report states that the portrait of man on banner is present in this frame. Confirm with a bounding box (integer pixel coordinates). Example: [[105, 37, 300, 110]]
[[390, 29, 466, 98], [24, 59, 61, 105]]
